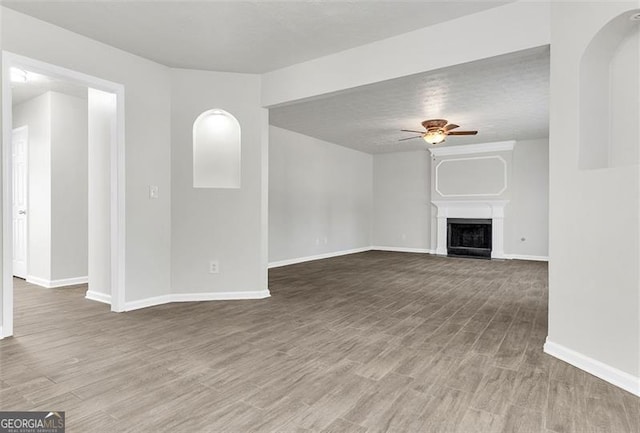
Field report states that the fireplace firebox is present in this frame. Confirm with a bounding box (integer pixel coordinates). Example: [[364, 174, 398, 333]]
[[447, 218, 492, 259]]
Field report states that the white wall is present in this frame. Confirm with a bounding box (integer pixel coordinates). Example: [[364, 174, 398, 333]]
[[0, 5, 4, 336], [12, 93, 51, 281], [370, 142, 549, 259], [548, 1, 640, 389], [269, 126, 372, 264], [372, 151, 430, 251], [12, 91, 89, 285], [506, 139, 549, 258], [430, 147, 513, 203], [580, 10, 640, 169], [429, 145, 514, 258], [88, 88, 114, 298], [428, 142, 549, 258], [608, 26, 639, 167], [170, 68, 268, 295], [50, 91, 88, 281], [2, 6, 172, 302]]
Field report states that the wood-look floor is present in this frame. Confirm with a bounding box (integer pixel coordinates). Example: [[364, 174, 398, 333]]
[[1, 252, 637, 432]]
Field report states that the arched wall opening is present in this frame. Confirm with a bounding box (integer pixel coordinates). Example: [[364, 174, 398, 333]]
[[579, 10, 640, 169], [192, 109, 241, 189]]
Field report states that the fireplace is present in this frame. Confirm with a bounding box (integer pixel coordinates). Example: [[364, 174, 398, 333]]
[[432, 200, 507, 259], [447, 218, 492, 258]]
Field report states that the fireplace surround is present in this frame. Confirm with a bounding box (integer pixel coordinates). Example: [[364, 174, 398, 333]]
[[432, 200, 508, 259]]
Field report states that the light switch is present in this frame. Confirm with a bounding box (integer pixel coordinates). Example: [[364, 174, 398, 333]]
[[149, 185, 159, 199]]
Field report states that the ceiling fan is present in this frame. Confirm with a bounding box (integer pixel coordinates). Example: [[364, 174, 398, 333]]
[[400, 119, 478, 144]]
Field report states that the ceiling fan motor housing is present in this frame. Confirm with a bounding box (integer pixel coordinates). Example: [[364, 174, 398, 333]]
[[421, 119, 448, 129]]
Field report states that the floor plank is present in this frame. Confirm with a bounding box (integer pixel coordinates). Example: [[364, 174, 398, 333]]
[[0, 252, 636, 432]]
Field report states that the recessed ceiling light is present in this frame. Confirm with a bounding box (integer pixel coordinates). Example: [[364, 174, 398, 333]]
[[10, 68, 28, 83], [630, 12, 640, 21]]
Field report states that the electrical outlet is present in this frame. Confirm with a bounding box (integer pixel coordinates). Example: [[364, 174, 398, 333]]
[[209, 260, 219, 274], [149, 185, 159, 199]]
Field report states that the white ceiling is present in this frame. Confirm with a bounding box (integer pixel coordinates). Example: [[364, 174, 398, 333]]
[[269, 46, 550, 154], [4, 1, 546, 154], [2, 1, 511, 73]]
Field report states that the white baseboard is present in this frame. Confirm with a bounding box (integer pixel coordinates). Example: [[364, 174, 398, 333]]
[[268, 247, 548, 268], [27, 275, 88, 288], [268, 247, 371, 268], [504, 254, 549, 262], [85, 290, 112, 305], [371, 246, 435, 254], [170, 290, 271, 302], [544, 338, 640, 397], [124, 290, 271, 312], [125, 295, 172, 311]]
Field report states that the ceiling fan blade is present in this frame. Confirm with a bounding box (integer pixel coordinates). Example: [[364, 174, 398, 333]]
[[422, 119, 448, 129], [445, 124, 460, 131], [447, 130, 478, 136], [398, 136, 423, 141], [401, 129, 425, 134]]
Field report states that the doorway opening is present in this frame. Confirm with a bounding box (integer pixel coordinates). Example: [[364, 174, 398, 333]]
[[1, 52, 126, 338]]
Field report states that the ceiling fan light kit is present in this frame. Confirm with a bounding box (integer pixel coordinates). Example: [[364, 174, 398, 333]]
[[400, 118, 478, 145], [423, 129, 447, 144]]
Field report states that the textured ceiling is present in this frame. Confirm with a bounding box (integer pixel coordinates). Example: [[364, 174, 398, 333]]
[[2, 1, 511, 73], [270, 46, 550, 154]]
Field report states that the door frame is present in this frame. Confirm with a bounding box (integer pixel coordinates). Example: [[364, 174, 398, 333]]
[[1, 51, 127, 338], [11, 125, 28, 280]]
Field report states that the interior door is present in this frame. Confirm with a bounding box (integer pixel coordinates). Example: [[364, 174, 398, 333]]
[[12, 126, 28, 279]]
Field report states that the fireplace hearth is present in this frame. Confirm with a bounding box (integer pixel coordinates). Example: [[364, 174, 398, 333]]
[[447, 218, 492, 259]]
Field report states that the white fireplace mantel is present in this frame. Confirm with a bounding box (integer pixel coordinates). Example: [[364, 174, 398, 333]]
[[431, 200, 509, 259]]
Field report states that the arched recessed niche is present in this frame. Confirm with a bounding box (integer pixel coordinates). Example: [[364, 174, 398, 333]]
[[579, 10, 640, 169], [193, 109, 241, 188]]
